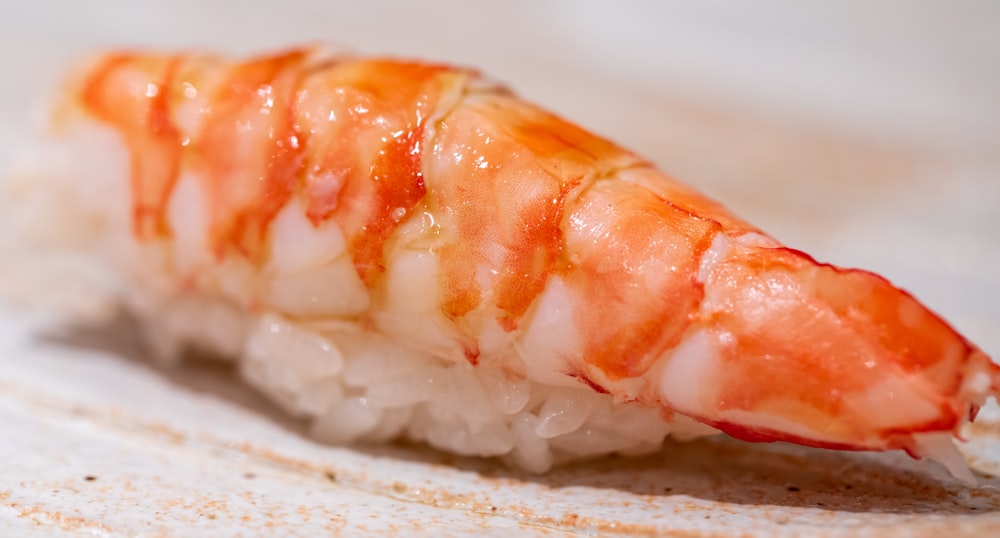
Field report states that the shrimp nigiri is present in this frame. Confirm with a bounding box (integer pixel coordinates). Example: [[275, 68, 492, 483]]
[[13, 46, 998, 479]]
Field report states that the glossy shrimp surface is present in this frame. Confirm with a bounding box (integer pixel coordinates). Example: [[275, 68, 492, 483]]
[[63, 46, 998, 468]]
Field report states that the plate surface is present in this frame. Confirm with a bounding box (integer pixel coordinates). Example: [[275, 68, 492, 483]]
[[2, 1, 999, 536]]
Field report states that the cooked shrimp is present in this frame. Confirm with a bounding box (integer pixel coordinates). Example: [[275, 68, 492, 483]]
[[41, 46, 998, 478]]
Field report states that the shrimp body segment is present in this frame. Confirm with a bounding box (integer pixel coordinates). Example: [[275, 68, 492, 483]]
[[63, 47, 998, 469]]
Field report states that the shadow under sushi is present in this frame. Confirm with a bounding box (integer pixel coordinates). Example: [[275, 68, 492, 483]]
[[359, 438, 1000, 517], [35, 310, 311, 438], [37, 313, 1000, 520]]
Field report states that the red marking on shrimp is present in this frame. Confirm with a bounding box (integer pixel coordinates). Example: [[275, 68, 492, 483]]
[[348, 126, 426, 283], [296, 60, 453, 284], [431, 94, 638, 330], [571, 373, 610, 395], [563, 183, 717, 381], [195, 50, 307, 260], [496, 316, 518, 333], [80, 53, 184, 239], [462, 342, 481, 366], [700, 419, 865, 450], [703, 417, 960, 452]]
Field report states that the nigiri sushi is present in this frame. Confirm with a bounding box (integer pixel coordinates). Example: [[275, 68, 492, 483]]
[[6, 46, 997, 479]]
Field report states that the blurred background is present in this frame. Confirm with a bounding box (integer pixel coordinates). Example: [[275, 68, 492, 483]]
[[1, 0, 998, 351]]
